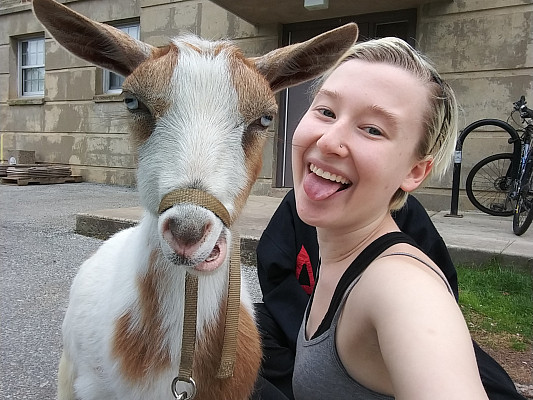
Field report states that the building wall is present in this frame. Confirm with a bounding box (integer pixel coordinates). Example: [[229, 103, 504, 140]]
[[1, 0, 532, 210], [416, 0, 533, 210], [0, 0, 278, 186]]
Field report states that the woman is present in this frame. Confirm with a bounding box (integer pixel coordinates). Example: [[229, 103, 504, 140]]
[[291, 37, 489, 399]]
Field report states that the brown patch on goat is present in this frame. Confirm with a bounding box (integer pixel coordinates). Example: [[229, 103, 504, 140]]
[[124, 45, 178, 147], [193, 301, 261, 399], [227, 49, 277, 216], [230, 49, 277, 125], [234, 131, 268, 218], [112, 250, 171, 382], [213, 42, 230, 57]]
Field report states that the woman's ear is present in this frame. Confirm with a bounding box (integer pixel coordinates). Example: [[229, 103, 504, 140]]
[[401, 156, 434, 193]]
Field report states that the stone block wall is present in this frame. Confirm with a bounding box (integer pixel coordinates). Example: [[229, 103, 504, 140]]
[[418, 0, 532, 191], [0, 0, 278, 186]]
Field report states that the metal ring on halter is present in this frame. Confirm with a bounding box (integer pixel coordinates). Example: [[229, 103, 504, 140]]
[[171, 377, 197, 400]]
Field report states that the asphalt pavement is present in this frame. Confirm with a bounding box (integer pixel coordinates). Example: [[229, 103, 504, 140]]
[[0, 182, 531, 399]]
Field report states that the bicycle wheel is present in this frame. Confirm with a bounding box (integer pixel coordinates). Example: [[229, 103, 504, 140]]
[[466, 153, 515, 216], [512, 160, 533, 235]]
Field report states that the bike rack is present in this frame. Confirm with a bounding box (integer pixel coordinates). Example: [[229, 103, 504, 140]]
[[446, 119, 521, 217]]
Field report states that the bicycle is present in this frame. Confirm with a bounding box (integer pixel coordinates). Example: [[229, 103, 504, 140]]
[[464, 96, 533, 236]]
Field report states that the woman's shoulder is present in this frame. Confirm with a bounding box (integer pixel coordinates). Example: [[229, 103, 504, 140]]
[[347, 244, 458, 317], [340, 243, 488, 400], [371, 243, 450, 290]]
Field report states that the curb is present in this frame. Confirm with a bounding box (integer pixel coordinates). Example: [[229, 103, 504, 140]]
[[75, 213, 137, 240], [75, 214, 533, 270]]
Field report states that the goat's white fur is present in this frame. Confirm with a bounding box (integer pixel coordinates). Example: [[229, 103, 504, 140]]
[[139, 37, 247, 216], [61, 220, 250, 399], [32, 0, 358, 398]]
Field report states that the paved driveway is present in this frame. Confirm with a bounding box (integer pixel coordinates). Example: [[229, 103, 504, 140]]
[[0, 183, 140, 398]]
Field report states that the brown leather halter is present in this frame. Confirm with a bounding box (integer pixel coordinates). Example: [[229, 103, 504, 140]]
[[159, 188, 241, 399]]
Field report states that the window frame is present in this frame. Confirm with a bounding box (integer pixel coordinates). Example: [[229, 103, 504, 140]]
[[103, 23, 140, 94], [18, 36, 45, 97]]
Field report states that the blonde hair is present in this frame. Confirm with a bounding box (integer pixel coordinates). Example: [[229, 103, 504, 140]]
[[313, 37, 458, 210]]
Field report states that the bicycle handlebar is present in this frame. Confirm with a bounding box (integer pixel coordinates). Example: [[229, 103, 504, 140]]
[[513, 95, 533, 119]]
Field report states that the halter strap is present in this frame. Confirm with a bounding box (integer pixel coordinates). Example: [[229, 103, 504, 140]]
[[159, 188, 240, 398], [217, 235, 241, 378], [158, 188, 231, 227]]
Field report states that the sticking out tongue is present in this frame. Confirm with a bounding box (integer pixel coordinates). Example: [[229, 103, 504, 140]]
[[303, 172, 344, 201]]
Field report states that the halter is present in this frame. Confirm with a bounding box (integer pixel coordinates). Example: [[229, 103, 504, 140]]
[[159, 188, 241, 399]]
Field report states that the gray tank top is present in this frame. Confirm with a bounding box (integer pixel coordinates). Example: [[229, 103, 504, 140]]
[[293, 251, 454, 400]]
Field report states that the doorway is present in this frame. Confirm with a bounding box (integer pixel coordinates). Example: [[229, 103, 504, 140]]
[[276, 9, 417, 187]]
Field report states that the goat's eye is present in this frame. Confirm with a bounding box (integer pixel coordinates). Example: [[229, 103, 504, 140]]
[[244, 113, 275, 132], [124, 96, 139, 110], [123, 94, 151, 116], [260, 115, 273, 128]]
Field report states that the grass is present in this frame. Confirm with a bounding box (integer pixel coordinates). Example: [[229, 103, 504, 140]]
[[457, 259, 532, 351]]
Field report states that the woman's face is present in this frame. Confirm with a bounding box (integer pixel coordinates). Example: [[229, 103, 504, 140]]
[[292, 59, 432, 231]]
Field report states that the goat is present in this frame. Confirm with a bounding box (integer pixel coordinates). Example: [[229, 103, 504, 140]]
[[32, 0, 358, 398]]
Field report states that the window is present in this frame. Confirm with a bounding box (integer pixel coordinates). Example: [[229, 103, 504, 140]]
[[19, 37, 45, 96], [103, 23, 140, 93]]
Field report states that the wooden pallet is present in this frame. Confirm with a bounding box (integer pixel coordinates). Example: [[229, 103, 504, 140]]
[[1, 175, 83, 186]]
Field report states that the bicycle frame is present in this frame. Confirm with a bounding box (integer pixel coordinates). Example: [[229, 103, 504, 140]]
[[517, 125, 532, 192], [511, 122, 533, 235]]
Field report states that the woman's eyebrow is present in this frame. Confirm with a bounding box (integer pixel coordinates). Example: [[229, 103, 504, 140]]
[[368, 104, 400, 130], [315, 88, 341, 100]]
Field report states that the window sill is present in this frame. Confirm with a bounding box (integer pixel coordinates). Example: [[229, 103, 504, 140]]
[[7, 97, 45, 106], [93, 93, 124, 103]]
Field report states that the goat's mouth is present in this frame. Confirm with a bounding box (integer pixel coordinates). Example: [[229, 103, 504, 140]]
[[193, 235, 228, 272], [165, 231, 228, 272]]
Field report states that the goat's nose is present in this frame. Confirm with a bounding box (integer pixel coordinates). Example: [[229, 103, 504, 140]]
[[169, 217, 211, 246], [162, 217, 212, 257]]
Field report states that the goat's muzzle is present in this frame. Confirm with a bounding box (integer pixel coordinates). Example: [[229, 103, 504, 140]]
[[158, 189, 231, 271]]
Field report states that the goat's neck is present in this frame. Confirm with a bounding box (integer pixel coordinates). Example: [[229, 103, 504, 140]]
[[135, 213, 229, 338], [112, 213, 232, 384]]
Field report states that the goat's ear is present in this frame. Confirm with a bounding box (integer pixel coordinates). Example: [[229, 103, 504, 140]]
[[252, 23, 358, 93], [33, 0, 153, 77]]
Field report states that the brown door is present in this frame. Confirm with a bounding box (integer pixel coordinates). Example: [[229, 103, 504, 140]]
[[276, 9, 417, 187]]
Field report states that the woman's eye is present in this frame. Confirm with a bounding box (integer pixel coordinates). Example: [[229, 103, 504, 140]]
[[363, 126, 383, 136], [260, 115, 273, 128], [319, 108, 336, 119]]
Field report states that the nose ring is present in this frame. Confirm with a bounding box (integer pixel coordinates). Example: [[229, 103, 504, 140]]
[[340, 144, 343, 149]]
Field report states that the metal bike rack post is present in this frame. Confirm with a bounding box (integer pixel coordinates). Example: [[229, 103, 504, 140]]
[[446, 129, 469, 218], [446, 119, 521, 217]]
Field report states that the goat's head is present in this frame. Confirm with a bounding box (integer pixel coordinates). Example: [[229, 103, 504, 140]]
[[33, 0, 358, 271]]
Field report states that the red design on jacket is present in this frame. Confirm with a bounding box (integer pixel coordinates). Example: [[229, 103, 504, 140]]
[[296, 245, 315, 295]]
